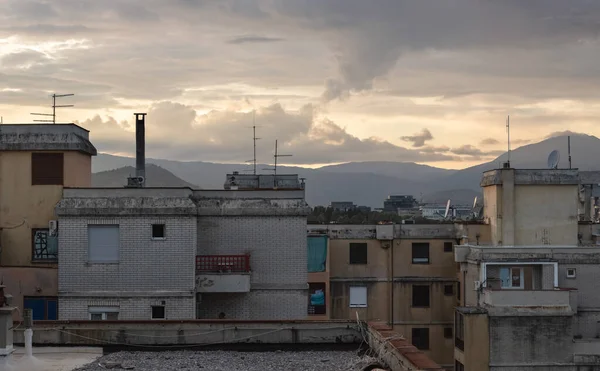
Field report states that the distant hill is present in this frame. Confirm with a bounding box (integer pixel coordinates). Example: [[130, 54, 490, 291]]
[[92, 164, 197, 188], [91, 134, 600, 207]]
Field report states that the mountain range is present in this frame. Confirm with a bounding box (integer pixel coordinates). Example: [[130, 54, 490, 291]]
[[91, 133, 600, 207]]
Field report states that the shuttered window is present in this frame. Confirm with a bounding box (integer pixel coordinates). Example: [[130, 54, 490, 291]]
[[31, 153, 64, 185], [88, 225, 120, 262]]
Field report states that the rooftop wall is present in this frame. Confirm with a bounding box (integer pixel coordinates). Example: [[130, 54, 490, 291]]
[[0, 124, 96, 155]]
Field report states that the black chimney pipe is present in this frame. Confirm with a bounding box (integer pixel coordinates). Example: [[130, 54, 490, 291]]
[[134, 113, 146, 187]]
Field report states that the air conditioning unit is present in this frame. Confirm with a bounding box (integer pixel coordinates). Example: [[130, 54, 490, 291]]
[[48, 220, 58, 237]]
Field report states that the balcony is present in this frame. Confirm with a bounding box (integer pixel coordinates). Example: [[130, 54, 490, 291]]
[[481, 288, 577, 312], [195, 255, 251, 293]]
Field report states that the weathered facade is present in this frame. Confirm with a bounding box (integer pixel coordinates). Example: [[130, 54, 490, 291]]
[[56, 187, 310, 320], [454, 167, 600, 371], [0, 124, 96, 320], [307, 223, 473, 369]]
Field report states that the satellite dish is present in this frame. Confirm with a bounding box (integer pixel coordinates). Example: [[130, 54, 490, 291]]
[[547, 150, 560, 169], [444, 199, 451, 219], [472, 196, 478, 210]]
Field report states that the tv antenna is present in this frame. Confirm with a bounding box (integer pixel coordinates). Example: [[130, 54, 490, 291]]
[[568, 136, 572, 169], [263, 139, 292, 186], [30, 93, 74, 124], [547, 150, 560, 169], [244, 112, 261, 175], [506, 115, 511, 167]]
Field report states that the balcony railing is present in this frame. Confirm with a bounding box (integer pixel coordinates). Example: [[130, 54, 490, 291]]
[[196, 255, 250, 273]]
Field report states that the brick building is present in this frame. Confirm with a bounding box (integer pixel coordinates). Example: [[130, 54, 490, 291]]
[[56, 186, 310, 320]]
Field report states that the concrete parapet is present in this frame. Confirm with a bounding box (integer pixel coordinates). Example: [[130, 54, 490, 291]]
[[14, 320, 361, 346]]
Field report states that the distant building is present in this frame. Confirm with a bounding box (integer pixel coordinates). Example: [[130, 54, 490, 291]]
[[383, 195, 418, 213], [330, 202, 356, 211]]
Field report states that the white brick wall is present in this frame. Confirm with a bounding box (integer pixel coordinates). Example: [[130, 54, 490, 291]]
[[58, 215, 197, 320], [197, 290, 307, 319], [197, 216, 308, 318], [59, 296, 195, 320]]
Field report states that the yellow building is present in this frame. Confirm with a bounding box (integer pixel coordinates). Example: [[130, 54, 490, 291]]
[[307, 223, 464, 369], [0, 124, 96, 320]]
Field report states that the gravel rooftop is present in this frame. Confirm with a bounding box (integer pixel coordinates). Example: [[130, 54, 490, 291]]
[[73, 350, 379, 371]]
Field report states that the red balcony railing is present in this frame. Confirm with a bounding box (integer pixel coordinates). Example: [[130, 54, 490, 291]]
[[196, 255, 250, 273]]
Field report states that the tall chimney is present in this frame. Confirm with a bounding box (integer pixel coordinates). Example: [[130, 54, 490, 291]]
[[134, 113, 146, 187]]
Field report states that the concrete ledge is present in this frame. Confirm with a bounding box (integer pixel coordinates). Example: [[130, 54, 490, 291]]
[[14, 320, 362, 346], [196, 274, 251, 293], [366, 322, 442, 371]]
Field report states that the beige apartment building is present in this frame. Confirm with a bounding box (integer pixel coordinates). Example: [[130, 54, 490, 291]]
[[453, 167, 600, 371], [0, 124, 96, 320], [307, 223, 465, 369]]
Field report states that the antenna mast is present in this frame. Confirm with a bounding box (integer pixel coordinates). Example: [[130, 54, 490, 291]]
[[506, 115, 511, 167], [568, 135, 572, 169], [30, 93, 75, 124], [263, 139, 292, 187]]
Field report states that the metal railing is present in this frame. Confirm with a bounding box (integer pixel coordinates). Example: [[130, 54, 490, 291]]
[[196, 255, 250, 273]]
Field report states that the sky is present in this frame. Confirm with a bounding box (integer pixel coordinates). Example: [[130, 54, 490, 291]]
[[1, 0, 600, 169]]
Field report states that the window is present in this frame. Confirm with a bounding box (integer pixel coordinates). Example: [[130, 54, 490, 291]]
[[412, 243, 430, 264], [455, 361, 465, 371], [31, 153, 64, 185], [411, 328, 429, 350], [444, 242, 453, 252], [349, 243, 368, 264], [567, 268, 576, 278], [24, 297, 57, 320], [455, 311, 465, 351], [444, 284, 454, 296], [308, 282, 326, 315], [88, 225, 119, 263], [412, 285, 430, 307], [500, 267, 524, 289], [349, 286, 367, 308], [88, 306, 119, 320], [151, 305, 166, 319], [152, 224, 165, 239], [444, 327, 453, 339], [32, 229, 57, 262]]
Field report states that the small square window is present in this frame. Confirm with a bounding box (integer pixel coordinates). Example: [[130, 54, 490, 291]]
[[349, 243, 368, 264], [151, 305, 166, 319], [349, 286, 368, 308], [152, 224, 165, 239], [567, 268, 576, 278], [90, 313, 102, 321], [412, 243, 430, 264], [412, 285, 430, 308], [412, 328, 429, 350], [444, 242, 453, 252], [444, 327, 453, 339], [444, 284, 454, 296]]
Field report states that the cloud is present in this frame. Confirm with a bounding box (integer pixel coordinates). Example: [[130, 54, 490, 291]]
[[227, 35, 285, 44], [480, 138, 500, 146], [401, 129, 433, 148], [545, 130, 584, 139], [76, 102, 499, 165]]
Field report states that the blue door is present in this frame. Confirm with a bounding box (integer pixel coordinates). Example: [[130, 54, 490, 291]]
[[24, 297, 58, 320]]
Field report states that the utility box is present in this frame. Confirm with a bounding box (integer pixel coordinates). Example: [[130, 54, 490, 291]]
[[376, 224, 394, 240]]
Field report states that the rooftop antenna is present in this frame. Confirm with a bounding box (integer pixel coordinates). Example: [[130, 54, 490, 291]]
[[506, 115, 511, 167], [568, 136, 572, 169], [263, 139, 292, 187], [30, 93, 74, 124], [547, 149, 560, 169]]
